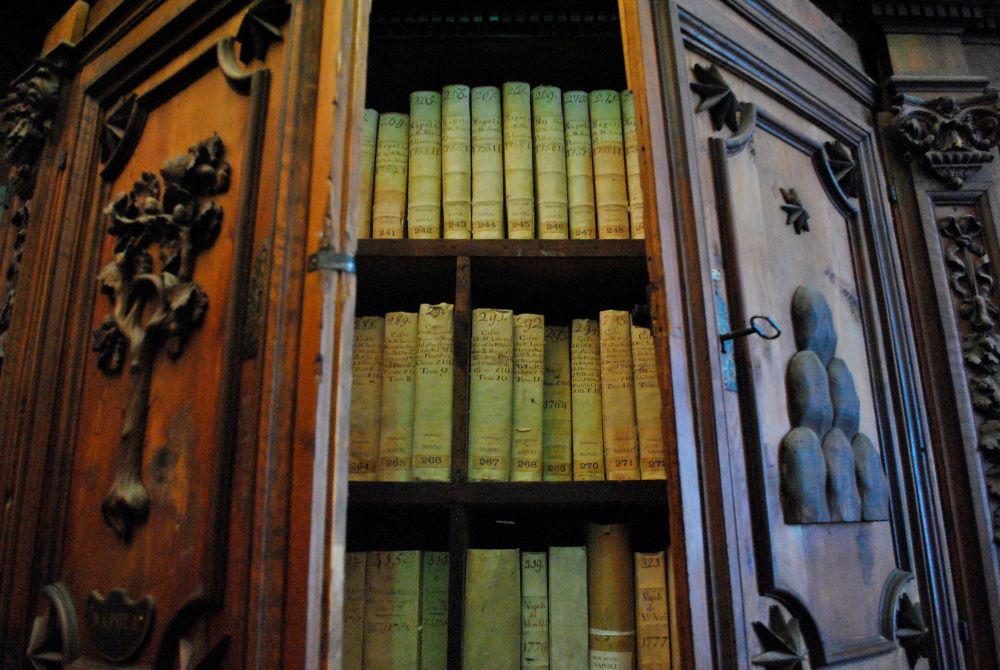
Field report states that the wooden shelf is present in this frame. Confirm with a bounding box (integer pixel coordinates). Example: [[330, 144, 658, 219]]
[[356, 238, 646, 258], [348, 480, 668, 507]]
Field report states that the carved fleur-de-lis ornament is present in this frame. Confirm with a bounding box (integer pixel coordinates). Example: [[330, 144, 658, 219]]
[[780, 188, 810, 235]]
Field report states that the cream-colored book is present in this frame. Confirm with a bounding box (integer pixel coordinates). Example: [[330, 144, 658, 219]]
[[549, 546, 589, 670], [468, 308, 514, 480], [442, 84, 472, 239], [512, 313, 545, 481], [563, 91, 597, 240], [522, 552, 549, 669], [413, 303, 454, 481], [600, 310, 640, 480], [349, 316, 384, 481], [379, 311, 417, 481], [571, 319, 605, 480], [621, 90, 645, 240], [471, 86, 504, 239], [343, 552, 367, 670], [359, 109, 379, 239], [635, 551, 670, 670], [407, 91, 442, 239], [589, 91, 629, 240], [372, 113, 409, 239], [587, 524, 636, 670], [503, 81, 535, 239], [421, 551, 449, 670], [543, 326, 572, 481], [464, 549, 521, 670], [363, 550, 422, 670], [533, 85, 569, 239], [631, 324, 666, 480]]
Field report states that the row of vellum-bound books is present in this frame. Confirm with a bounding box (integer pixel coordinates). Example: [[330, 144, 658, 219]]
[[349, 306, 666, 482], [360, 84, 645, 240]]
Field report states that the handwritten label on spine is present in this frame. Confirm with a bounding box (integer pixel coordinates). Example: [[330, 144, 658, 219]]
[[563, 91, 597, 239], [533, 85, 569, 239], [600, 310, 640, 480], [631, 325, 666, 480], [469, 308, 514, 480], [589, 91, 628, 239], [522, 552, 550, 668], [587, 524, 636, 669], [503, 82, 535, 238], [621, 90, 644, 239], [379, 311, 417, 481], [543, 326, 572, 481], [421, 552, 450, 670], [512, 313, 545, 481], [408, 91, 442, 238], [472, 86, 504, 239], [359, 109, 378, 239], [635, 551, 670, 670], [363, 551, 421, 670], [343, 552, 367, 670], [572, 319, 605, 480], [372, 113, 409, 239], [442, 85, 472, 239], [350, 316, 384, 481], [413, 303, 454, 481]]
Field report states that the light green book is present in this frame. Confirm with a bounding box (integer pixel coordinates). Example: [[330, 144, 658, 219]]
[[413, 303, 454, 481], [543, 326, 573, 481], [379, 312, 418, 481], [563, 91, 597, 239], [589, 91, 628, 240], [472, 86, 504, 239], [468, 308, 514, 481], [464, 549, 521, 669], [503, 82, 535, 238], [372, 113, 409, 239], [349, 316, 384, 481], [407, 91, 442, 238], [359, 109, 379, 239], [621, 90, 645, 240], [512, 314, 545, 481], [571, 319, 605, 480], [363, 551, 421, 670], [549, 546, 589, 670], [599, 310, 640, 480], [522, 551, 550, 668], [420, 552, 449, 670], [442, 84, 472, 239], [533, 85, 569, 239], [343, 552, 367, 670]]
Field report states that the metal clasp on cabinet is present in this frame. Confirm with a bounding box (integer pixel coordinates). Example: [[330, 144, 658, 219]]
[[719, 315, 781, 353], [306, 237, 355, 274]]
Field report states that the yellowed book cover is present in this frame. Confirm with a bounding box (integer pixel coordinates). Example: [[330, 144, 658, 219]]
[[363, 550, 422, 670], [522, 551, 550, 669], [512, 313, 545, 481], [503, 81, 535, 239], [635, 551, 670, 670], [372, 113, 409, 239], [587, 524, 636, 670], [533, 85, 568, 239], [413, 303, 454, 481], [631, 324, 666, 480], [407, 91, 442, 238], [472, 86, 504, 239], [349, 316, 384, 481], [563, 91, 597, 240], [600, 310, 640, 480], [543, 326, 572, 482], [589, 91, 629, 239], [379, 311, 417, 481], [549, 546, 589, 670], [468, 308, 514, 480], [571, 319, 605, 480], [421, 551, 449, 670], [343, 551, 367, 670], [359, 108, 379, 239], [442, 84, 472, 239], [464, 549, 521, 670], [621, 90, 645, 240]]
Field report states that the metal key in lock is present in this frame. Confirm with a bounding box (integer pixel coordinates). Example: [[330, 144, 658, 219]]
[[719, 315, 781, 353]]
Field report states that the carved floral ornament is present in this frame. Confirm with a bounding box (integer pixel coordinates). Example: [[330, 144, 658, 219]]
[[0, 59, 61, 201]]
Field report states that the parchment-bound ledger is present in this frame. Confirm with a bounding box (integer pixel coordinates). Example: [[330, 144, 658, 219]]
[[563, 91, 597, 239], [379, 312, 417, 481], [363, 550, 422, 670], [350, 316, 384, 481], [600, 310, 640, 480], [343, 552, 367, 670], [589, 91, 629, 239], [464, 549, 521, 670], [359, 109, 379, 239], [572, 319, 605, 480], [472, 86, 504, 239], [512, 313, 545, 482], [543, 326, 572, 482], [549, 546, 589, 670], [635, 551, 670, 670], [468, 308, 514, 481], [522, 552, 550, 668], [421, 551, 449, 670], [442, 84, 472, 239], [621, 91, 645, 240], [587, 524, 636, 670], [631, 324, 666, 480], [533, 85, 569, 239], [413, 303, 454, 481], [372, 113, 409, 239], [408, 91, 442, 238], [503, 82, 535, 238]]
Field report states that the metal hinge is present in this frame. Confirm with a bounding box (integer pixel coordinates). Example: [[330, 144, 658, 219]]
[[888, 184, 898, 204], [307, 241, 355, 274]]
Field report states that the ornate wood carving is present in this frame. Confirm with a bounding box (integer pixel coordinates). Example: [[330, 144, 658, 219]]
[[92, 134, 231, 541], [889, 91, 1000, 189], [235, 0, 291, 65], [691, 62, 739, 133], [751, 605, 807, 669], [779, 187, 810, 235], [100, 94, 149, 181], [85, 589, 155, 663], [26, 582, 80, 669], [895, 593, 931, 668]]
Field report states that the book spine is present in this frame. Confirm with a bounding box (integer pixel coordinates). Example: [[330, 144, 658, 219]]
[[635, 551, 670, 670], [587, 524, 636, 670], [421, 551, 450, 670], [349, 316, 384, 481], [512, 313, 545, 482], [343, 552, 367, 670], [600, 310, 640, 480], [589, 91, 629, 240], [621, 90, 644, 240], [372, 112, 409, 239], [378, 311, 418, 481], [359, 108, 379, 239], [363, 550, 422, 670], [413, 303, 454, 481], [563, 91, 597, 240], [464, 549, 522, 669], [503, 82, 535, 239], [543, 326, 573, 482], [442, 84, 472, 239], [631, 324, 666, 480], [407, 91, 442, 239], [549, 546, 589, 670], [533, 85, 569, 239], [471, 86, 504, 239], [468, 308, 514, 481], [522, 551, 550, 669], [571, 319, 605, 480]]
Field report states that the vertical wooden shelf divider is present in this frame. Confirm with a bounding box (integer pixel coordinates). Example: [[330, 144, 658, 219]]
[[452, 255, 471, 484]]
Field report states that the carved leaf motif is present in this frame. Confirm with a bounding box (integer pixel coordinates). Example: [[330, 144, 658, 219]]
[[824, 141, 858, 199], [690, 63, 739, 132], [970, 373, 1000, 419], [0, 60, 60, 200], [962, 332, 1000, 375], [235, 0, 291, 64], [896, 593, 931, 668], [979, 420, 1000, 454], [751, 605, 806, 669], [780, 188, 810, 235]]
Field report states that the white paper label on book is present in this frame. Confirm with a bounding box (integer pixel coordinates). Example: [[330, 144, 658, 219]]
[[512, 314, 545, 481], [442, 84, 472, 239], [469, 308, 514, 480], [413, 303, 454, 481], [372, 113, 409, 239], [472, 86, 504, 239], [503, 82, 535, 239], [589, 649, 635, 670]]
